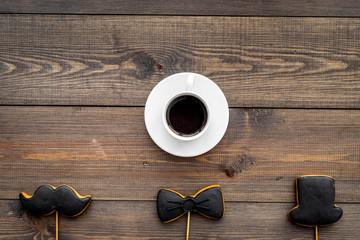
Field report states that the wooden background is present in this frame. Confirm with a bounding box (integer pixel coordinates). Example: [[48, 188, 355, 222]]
[[0, 1, 359, 239]]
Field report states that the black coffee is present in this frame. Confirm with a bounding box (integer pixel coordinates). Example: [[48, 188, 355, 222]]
[[166, 95, 207, 136]]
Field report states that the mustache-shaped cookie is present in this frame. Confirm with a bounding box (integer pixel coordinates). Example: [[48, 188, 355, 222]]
[[19, 185, 91, 217]]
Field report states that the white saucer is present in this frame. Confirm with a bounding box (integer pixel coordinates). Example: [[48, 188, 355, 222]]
[[144, 72, 229, 157]]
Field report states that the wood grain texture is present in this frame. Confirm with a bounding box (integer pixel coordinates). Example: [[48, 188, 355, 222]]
[[0, 200, 358, 239], [1, 15, 360, 108], [1, 0, 360, 16], [0, 106, 359, 202]]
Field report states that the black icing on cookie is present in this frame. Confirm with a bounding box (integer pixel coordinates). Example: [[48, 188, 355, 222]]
[[289, 176, 342, 226], [157, 185, 224, 223], [19, 185, 91, 217]]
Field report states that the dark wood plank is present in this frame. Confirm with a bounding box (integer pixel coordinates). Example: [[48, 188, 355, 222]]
[[1, 15, 360, 108], [0, 200, 358, 239], [0, 106, 359, 202], [1, 0, 360, 17]]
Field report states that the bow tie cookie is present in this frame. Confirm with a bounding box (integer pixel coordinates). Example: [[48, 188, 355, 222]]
[[157, 185, 224, 239]]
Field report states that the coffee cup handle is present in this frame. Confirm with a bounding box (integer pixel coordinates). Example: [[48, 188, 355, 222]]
[[185, 74, 195, 92]]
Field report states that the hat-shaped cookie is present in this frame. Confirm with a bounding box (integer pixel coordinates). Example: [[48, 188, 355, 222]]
[[289, 175, 342, 239], [157, 185, 224, 239], [20, 185, 91, 240]]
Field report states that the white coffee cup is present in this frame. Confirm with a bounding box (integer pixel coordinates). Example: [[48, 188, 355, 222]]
[[162, 74, 211, 141]]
